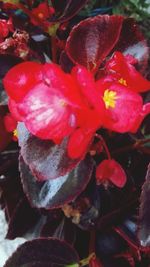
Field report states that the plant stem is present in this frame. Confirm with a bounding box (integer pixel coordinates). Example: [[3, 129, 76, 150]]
[[95, 133, 111, 159], [51, 36, 57, 63], [79, 252, 95, 266], [112, 138, 150, 155]]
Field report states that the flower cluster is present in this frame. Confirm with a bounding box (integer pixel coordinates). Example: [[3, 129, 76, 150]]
[[0, 18, 13, 42], [3, 51, 150, 161]]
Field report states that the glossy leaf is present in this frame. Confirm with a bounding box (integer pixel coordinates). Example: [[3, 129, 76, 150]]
[[66, 15, 123, 72], [114, 18, 149, 73], [4, 238, 79, 267], [0, 54, 22, 79], [6, 197, 40, 239], [138, 163, 150, 247], [19, 155, 94, 209], [51, 0, 88, 22], [17, 123, 81, 181]]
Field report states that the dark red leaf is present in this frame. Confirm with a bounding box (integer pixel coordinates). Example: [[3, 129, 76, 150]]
[[138, 163, 150, 247], [6, 197, 40, 239], [114, 18, 149, 74], [51, 0, 88, 22], [0, 54, 22, 79], [60, 51, 74, 73], [19, 155, 94, 209], [66, 15, 123, 72], [18, 123, 81, 181], [4, 238, 79, 267]]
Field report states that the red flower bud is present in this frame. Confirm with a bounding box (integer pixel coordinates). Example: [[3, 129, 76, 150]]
[[96, 159, 127, 188]]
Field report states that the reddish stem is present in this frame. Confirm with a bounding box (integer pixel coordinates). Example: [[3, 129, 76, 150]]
[[26, 0, 32, 9], [95, 133, 111, 160], [51, 36, 57, 63], [89, 230, 96, 255]]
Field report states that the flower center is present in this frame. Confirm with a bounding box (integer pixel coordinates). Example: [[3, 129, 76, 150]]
[[38, 13, 44, 19], [118, 77, 127, 86], [13, 129, 18, 138], [103, 89, 118, 109]]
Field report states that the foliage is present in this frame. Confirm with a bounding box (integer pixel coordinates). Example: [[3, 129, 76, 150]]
[[0, 0, 150, 266]]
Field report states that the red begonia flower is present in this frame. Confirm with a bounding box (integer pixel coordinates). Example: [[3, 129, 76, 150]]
[[66, 65, 106, 159], [106, 51, 150, 92], [3, 61, 43, 102], [16, 82, 78, 141], [31, 3, 54, 25], [96, 159, 127, 188], [96, 79, 148, 133], [0, 18, 13, 41]]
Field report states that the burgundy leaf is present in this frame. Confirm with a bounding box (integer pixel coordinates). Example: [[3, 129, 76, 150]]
[[114, 18, 149, 74], [50, 217, 76, 245], [6, 197, 40, 239], [138, 163, 150, 247], [51, 0, 88, 22], [17, 123, 81, 181], [4, 238, 79, 267], [19, 155, 94, 209], [66, 15, 123, 72], [60, 51, 74, 73], [0, 54, 22, 79]]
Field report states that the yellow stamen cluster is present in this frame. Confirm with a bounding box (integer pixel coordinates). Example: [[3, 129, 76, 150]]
[[118, 77, 127, 86], [13, 129, 18, 138], [38, 13, 44, 19], [103, 89, 118, 109]]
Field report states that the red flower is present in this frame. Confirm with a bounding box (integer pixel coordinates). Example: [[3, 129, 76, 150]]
[[16, 82, 78, 142], [106, 51, 150, 93], [31, 3, 54, 26], [96, 78, 149, 133], [96, 159, 127, 188], [4, 63, 105, 158], [3, 61, 43, 102], [67, 65, 105, 159], [3, 63, 88, 143], [0, 18, 13, 41]]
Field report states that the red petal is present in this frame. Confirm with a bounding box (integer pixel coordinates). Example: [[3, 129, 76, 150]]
[[97, 81, 144, 133], [96, 159, 127, 188], [17, 83, 77, 141], [68, 128, 94, 159], [71, 65, 105, 113], [106, 52, 150, 92], [66, 15, 123, 72], [3, 61, 43, 102], [8, 99, 24, 121], [4, 113, 17, 132], [43, 63, 84, 107], [130, 102, 150, 133]]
